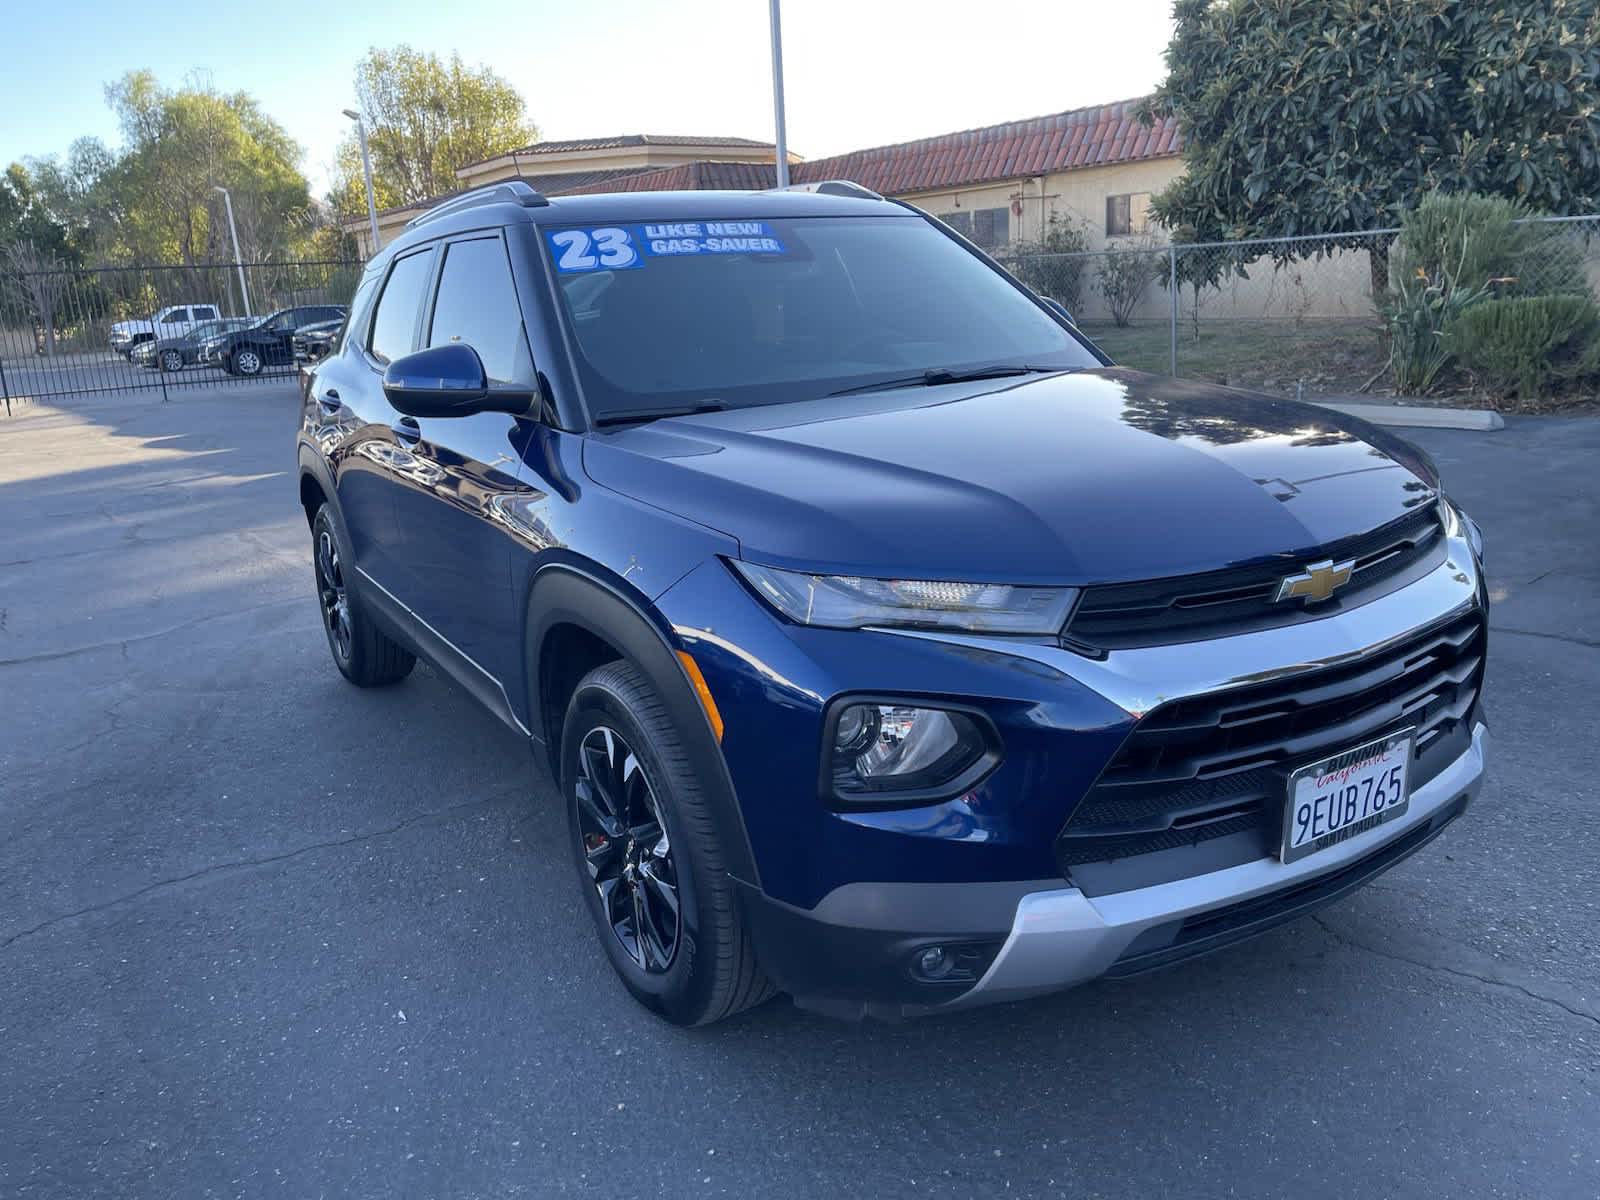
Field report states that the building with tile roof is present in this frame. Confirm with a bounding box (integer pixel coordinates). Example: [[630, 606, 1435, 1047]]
[[344, 99, 1184, 255]]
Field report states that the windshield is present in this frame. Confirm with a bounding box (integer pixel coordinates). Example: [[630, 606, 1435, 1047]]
[[546, 215, 1099, 421]]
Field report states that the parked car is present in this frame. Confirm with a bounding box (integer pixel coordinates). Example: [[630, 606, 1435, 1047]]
[[200, 305, 348, 376], [292, 318, 345, 363], [298, 180, 1489, 1025], [109, 304, 221, 356], [134, 317, 256, 371]]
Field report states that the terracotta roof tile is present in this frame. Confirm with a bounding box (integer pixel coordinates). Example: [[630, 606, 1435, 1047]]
[[778, 97, 1176, 196]]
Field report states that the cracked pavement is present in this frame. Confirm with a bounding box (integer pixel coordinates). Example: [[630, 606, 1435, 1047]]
[[1, 386, 1596, 1198]]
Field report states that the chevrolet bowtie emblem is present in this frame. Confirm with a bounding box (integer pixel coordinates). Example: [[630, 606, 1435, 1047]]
[[1275, 558, 1355, 603]]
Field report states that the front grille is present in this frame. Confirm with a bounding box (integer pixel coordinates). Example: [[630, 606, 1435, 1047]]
[[1056, 607, 1485, 882], [1066, 506, 1446, 651]]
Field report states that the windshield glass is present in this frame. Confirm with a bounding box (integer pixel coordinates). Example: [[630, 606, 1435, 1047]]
[[545, 215, 1099, 420]]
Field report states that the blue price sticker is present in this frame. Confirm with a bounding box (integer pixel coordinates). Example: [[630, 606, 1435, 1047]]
[[548, 223, 788, 271], [547, 227, 643, 273], [638, 221, 786, 257]]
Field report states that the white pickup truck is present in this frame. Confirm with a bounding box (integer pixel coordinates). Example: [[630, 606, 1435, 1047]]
[[109, 304, 223, 356]]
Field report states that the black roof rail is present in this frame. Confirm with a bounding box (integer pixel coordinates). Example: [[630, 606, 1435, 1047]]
[[767, 180, 883, 200], [406, 180, 550, 229]]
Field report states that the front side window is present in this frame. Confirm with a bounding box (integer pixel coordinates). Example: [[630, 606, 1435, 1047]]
[[545, 215, 1097, 422], [368, 249, 436, 365], [427, 236, 533, 386]]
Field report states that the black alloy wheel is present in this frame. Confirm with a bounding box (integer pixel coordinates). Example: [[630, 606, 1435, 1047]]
[[575, 724, 682, 973]]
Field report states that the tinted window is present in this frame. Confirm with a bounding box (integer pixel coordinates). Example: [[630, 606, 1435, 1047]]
[[550, 215, 1096, 419], [369, 249, 435, 364], [427, 237, 532, 386], [193, 306, 218, 320]]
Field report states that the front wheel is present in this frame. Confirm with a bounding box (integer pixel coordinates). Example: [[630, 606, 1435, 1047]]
[[231, 347, 263, 376], [562, 661, 773, 1025], [311, 505, 414, 687], [160, 349, 183, 372]]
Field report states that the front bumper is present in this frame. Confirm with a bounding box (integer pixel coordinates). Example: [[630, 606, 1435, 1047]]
[[742, 722, 1485, 1017], [946, 721, 1486, 1010]]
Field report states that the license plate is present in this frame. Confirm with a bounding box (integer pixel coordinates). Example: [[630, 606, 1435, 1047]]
[[1280, 729, 1414, 864]]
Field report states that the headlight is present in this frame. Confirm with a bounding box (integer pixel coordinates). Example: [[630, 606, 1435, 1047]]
[[826, 701, 997, 804], [1438, 497, 1483, 562], [731, 561, 1076, 635]]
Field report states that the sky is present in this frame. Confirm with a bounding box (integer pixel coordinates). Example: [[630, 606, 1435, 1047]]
[[1, 0, 1175, 197]]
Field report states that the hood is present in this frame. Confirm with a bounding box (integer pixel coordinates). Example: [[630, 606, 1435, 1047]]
[[581, 369, 1440, 586]]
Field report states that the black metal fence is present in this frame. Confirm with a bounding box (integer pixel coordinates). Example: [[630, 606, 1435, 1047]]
[[0, 258, 363, 410]]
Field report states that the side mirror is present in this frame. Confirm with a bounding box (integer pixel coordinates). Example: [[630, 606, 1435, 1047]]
[[1041, 297, 1076, 326], [382, 343, 533, 418]]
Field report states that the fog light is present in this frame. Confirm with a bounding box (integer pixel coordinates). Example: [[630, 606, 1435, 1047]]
[[915, 946, 952, 980], [827, 702, 996, 805]]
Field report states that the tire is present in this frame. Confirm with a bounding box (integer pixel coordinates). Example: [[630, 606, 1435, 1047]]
[[160, 349, 184, 372], [231, 347, 263, 376], [562, 660, 774, 1026], [311, 505, 414, 687]]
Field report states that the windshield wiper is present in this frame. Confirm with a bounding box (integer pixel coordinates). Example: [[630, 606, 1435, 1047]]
[[825, 364, 1059, 398], [594, 400, 726, 428]]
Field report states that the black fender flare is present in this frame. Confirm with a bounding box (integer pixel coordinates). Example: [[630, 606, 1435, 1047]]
[[296, 443, 337, 524], [524, 565, 760, 888]]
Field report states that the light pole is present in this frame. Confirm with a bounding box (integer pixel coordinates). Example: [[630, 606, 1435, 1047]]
[[343, 108, 382, 253], [212, 186, 252, 318], [768, 0, 790, 188]]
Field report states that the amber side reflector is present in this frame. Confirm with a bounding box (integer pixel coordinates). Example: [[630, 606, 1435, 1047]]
[[675, 650, 725, 742]]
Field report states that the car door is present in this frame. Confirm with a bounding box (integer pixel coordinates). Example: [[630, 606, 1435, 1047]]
[[320, 247, 437, 601], [266, 309, 304, 364], [385, 230, 538, 691]]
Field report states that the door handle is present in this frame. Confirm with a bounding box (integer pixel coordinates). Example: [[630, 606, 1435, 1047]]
[[392, 416, 421, 443]]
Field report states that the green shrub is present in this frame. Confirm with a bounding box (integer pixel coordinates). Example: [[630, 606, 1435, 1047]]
[[1392, 193, 1589, 299], [1004, 214, 1091, 314], [1441, 295, 1600, 402], [1385, 270, 1495, 395], [1095, 237, 1165, 327]]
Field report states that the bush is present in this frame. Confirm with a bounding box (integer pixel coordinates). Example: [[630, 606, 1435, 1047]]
[[1392, 193, 1588, 299], [1004, 214, 1090, 314], [1095, 237, 1164, 327], [1441, 295, 1600, 402], [1384, 192, 1597, 395], [1385, 269, 1495, 395]]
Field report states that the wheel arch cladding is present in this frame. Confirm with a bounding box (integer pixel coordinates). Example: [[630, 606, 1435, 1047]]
[[524, 566, 761, 887], [298, 470, 329, 528]]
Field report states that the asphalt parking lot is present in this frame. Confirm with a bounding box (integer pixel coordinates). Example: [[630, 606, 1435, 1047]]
[[1, 383, 1596, 1199]]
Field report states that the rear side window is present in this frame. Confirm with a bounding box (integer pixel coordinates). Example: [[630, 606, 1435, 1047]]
[[369, 248, 436, 365], [427, 236, 533, 386], [193, 306, 218, 320]]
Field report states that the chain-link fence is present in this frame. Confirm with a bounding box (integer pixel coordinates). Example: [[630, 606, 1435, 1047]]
[[1000, 214, 1600, 402], [0, 258, 362, 410]]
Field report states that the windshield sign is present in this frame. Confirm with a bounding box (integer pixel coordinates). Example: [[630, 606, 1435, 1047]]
[[548, 215, 1098, 422]]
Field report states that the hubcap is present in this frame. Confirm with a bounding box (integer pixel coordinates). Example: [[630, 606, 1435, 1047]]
[[237, 351, 260, 374], [314, 528, 352, 660], [575, 726, 681, 973], [163, 351, 181, 370]]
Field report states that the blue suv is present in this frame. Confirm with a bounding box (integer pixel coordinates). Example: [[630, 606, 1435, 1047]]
[[297, 180, 1489, 1024]]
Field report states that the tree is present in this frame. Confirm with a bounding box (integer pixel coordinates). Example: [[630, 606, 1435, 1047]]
[[1144, 0, 1600, 293], [99, 71, 312, 264], [2, 241, 69, 356], [332, 46, 537, 216]]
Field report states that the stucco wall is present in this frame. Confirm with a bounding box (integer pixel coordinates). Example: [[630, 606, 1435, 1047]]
[[903, 157, 1185, 250]]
